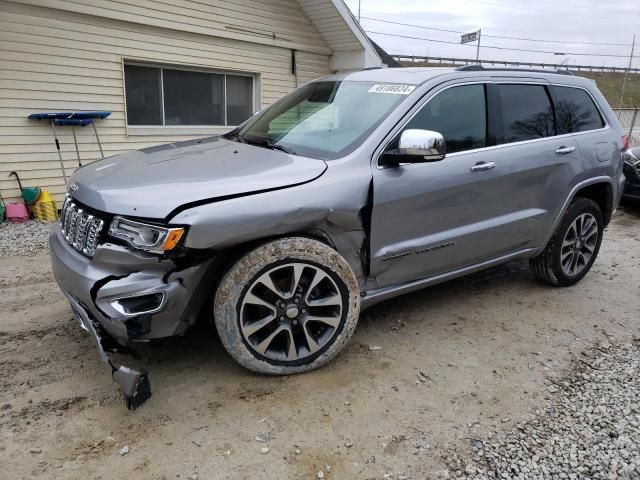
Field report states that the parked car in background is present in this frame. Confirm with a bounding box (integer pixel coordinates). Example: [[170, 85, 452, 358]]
[[623, 147, 640, 200], [50, 66, 627, 408]]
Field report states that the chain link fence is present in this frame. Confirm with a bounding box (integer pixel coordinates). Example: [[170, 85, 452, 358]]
[[614, 108, 640, 147]]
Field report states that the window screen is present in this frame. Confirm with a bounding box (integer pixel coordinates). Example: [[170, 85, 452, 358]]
[[163, 69, 224, 126], [552, 86, 604, 134], [124, 64, 255, 126], [405, 84, 487, 154], [124, 65, 162, 125], [498, 84, 555, 143], [226, 75, 253, 126]]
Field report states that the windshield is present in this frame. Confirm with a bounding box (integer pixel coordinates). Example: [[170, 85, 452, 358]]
[[231, 81, 412, 160]]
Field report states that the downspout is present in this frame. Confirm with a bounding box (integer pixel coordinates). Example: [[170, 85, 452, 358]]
[[291, 49, 298, 87]]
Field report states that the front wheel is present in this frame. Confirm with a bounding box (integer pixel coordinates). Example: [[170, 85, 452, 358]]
[[530, 197, 604, 287], [214, 237, 360, 375]]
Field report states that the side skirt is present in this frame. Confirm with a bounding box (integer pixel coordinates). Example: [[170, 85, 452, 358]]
[[361, 248, 537, 310]]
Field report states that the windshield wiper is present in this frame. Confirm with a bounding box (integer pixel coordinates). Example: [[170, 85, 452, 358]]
[[243, 137, 296, 155], [225, 130, 246, 144]]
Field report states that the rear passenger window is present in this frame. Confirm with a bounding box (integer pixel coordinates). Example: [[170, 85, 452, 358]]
[[405, 84, 486, 154], [498, 84, 555, 143], [552, 86, 604, 134]]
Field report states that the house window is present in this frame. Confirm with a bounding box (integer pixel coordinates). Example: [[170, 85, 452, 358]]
[[124, 64, 255, 127]]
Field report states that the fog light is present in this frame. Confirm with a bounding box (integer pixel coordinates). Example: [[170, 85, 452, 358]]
[[110, 292, 166, 316]]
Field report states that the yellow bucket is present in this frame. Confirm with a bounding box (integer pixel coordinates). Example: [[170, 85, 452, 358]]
[[32, 190, 58, 221]]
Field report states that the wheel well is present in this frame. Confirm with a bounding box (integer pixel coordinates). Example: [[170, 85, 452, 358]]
[[573, 182, 613, 225], [213, 232, 336, 280]]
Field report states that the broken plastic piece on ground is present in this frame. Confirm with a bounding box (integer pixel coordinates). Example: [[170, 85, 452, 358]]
[[113, 367, 151, 410]]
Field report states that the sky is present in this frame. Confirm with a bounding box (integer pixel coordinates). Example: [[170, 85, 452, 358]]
[[343, 0, 640, 69]]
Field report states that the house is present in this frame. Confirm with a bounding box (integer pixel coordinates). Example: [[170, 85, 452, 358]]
[[0, 0, 382, 203]]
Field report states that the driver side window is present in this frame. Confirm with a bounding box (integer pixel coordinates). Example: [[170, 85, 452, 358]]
[[405, 84, 487, 154]]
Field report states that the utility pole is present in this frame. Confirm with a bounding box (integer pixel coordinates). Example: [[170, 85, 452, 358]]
[[476, 29, 482, 64], [618, 34, 636, 114], [358, 0, 361, 22]]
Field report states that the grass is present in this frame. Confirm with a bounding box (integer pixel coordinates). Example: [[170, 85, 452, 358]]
[[397, 61, 640, 108], [573, 71, 640, 109]]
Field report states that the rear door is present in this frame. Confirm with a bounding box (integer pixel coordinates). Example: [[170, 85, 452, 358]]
[[491, 82, 581, 248]]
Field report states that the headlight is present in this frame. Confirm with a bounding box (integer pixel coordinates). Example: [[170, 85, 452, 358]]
[[109, 216, 184, 253]]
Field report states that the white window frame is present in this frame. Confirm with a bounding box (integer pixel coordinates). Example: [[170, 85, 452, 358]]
[[123, 60, 259, 136]]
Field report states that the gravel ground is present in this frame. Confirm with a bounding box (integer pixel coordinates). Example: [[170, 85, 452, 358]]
[[0, 221, 55, 256], [447, 340, 640, 479]]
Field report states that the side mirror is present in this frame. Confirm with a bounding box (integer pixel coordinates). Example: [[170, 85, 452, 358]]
[[381, 129, 446, 167]]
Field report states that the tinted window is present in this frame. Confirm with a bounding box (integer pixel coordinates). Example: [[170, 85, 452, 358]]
[[124, 65, 162, 125], [552, 86, 604, 133], [405, 84, 486, 153], [498, 84, 555, 143], [163, 69, 224, 125]]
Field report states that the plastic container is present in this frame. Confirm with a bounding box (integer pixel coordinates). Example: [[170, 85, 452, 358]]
[[32, 190, 58, 222], [22, 186, 41, 205], [6, 202, 29, 223], [9, 171, 40, 205]]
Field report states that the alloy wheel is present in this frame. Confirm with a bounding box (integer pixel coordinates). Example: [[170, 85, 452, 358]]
[[239, 262, 345, 363], [560, 213, 599, 277]]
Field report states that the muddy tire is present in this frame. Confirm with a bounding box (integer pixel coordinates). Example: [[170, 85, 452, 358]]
[[214, 237, 360, 375], [530, 197, 603, 287]]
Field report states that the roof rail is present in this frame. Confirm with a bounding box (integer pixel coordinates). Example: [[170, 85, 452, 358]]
[[455, 65, 574, 76]]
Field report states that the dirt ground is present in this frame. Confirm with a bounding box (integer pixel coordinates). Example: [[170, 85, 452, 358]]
[[1, 203, 639, 480]]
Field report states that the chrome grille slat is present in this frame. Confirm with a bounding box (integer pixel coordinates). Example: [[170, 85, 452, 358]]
[[59, 196, 105, 257]]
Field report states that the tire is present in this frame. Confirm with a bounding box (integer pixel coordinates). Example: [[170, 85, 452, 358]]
[[214, 237, 360, 375], [530, 197, 604, 287]]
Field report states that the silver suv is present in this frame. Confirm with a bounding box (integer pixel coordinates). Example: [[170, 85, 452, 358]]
[[50, 66, 627, 407]]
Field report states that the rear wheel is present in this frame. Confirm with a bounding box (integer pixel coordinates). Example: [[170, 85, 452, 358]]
[[530, 197, 603, 287], [214, 237, 360, 375]]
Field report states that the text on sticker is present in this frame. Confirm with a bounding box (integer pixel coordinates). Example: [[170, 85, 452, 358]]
[[368, 84, 416, 95]]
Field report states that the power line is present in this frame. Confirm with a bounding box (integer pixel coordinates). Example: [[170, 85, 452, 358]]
[[366, 30, 463, 47], [365, 30, 632, 58], [360, 16, 463, 35], [361, 16, 632, 47]]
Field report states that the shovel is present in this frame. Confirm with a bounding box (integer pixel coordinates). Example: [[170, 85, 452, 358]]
[[9, 171, 40, 205]]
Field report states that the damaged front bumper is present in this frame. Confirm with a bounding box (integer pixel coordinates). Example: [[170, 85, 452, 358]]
[[68, 295, 151, 408], [49, 227, 215, 408]]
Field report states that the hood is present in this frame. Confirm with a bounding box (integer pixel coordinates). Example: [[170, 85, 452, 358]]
[[69, 136, 327, 220]]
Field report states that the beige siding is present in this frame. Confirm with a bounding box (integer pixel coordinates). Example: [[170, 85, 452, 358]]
[[0, 0, 331, 203], [12, 0, 332, 55]]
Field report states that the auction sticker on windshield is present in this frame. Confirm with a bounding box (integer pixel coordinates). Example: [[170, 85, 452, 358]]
[[368, 84, 416, 95]]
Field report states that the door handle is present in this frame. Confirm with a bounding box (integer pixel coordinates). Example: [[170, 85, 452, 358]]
[[555, 146, 576, 155], [470, 161, 496, 172]]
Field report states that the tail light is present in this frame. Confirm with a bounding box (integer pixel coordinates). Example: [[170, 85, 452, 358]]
[[622, 135, 630, 151]]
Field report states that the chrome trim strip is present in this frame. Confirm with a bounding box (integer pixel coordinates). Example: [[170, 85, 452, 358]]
[[361, 248, 536, 309], [109, 291, 167, 317], [446, 126, 611, 159]]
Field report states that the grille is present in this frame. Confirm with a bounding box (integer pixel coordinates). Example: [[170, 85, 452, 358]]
[[59, 196, 105, 257]]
